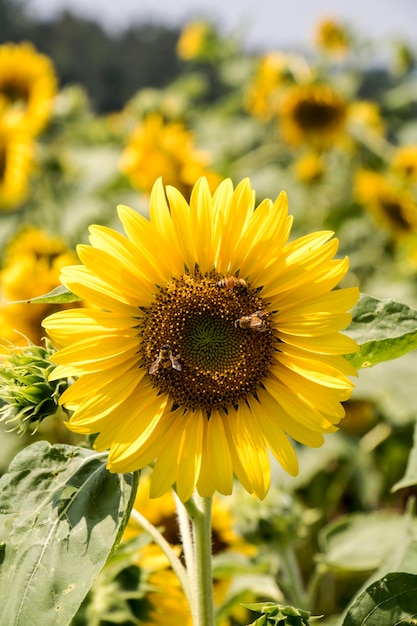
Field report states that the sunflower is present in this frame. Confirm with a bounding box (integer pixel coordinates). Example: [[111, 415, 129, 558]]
[[123, 474, 256, 625], [43, 177, 359, 502], [119, 113, 221, 199], [138, 544, 193, 626], [278, 83, 348, 149], [244, 52, 293, 122], [0, 123, 34, 210], [176, 20, 214, 61], [313, 17, 351, 58], [0, 42, 57, 136], [125, 474, 254, 556], [354, 168, 417, 238], [390, 145, 417, 181], [347, 101, 386, 138], [293, 152, 325, 185], [0, 226, 80, 345]]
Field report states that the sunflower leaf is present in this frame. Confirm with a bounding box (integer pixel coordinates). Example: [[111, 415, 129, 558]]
[[392, 420, 417, 491], [342, 572, 417, 625], [345, 293, 417, 369], [0, 441, 138, 626], [13, 284, 82, 304]]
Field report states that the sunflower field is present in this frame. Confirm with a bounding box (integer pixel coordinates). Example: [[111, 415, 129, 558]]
[[1, 13, 417, 626]]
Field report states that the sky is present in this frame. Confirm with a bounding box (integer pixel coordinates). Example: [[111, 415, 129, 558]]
[[25, 0, 417, 51]]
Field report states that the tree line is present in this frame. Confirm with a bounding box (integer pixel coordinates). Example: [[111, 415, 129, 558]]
[[0, 0, 184, 112]]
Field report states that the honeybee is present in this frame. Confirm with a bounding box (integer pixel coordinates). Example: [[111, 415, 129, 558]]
[[217, 276, 247, 290], [149, 344, 182, 375], [234, 310, 268, 332]]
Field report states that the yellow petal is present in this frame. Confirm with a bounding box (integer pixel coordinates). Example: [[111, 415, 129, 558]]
[[258, 387, 326, 447], [150, 413, 190, 497], [189, 178, 216, 273], [248, 396, 298, 476], [61, 265, 142, 312], [43, 308, 138, 346], [225, 404, 270, 499], [197, 410, 233, 497], [176, 410, 204, 502]]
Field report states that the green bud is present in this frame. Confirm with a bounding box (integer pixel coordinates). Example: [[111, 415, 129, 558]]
[[0, 337, 69, 435]]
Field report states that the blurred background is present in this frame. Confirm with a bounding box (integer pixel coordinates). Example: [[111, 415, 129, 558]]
[[1, 0, 417, 112]]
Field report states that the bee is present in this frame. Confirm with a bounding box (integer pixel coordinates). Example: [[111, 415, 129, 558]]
[[217, 276, 247, 290], [149, 344, 182, 375], [234, 310, 268, 332]]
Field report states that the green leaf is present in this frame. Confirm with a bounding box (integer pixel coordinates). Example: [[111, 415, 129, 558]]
[[342, 572, 417, 625], [13, 284, 82, 304], [0, 441, 138, 626], [393, 421, 417, 492], [345, 294, 417, 369], [318, 511, 412, 573]]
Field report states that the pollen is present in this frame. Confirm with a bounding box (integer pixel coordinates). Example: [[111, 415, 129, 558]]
[[140, 271, 275, 412]]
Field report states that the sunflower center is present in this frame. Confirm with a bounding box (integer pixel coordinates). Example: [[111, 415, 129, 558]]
[[0, 146, 6, 178], [294, 98, 344, 131], [380, 199, 412, 232], [140, 271, 275, 412], [0, 79, 30, 107]]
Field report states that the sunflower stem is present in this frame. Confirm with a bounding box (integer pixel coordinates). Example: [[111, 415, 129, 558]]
[[279, 542, 308, 609], [188, 495, 215, 626], [129, 506, 193, 608], [174, 492, 198, 624]]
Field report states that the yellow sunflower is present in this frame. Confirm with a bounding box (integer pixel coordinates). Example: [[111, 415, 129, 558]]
[[313, 17, 351, 58], [244, 52, 293, 122], [0, 226, 80, 345], [176, 20, 213, 61], [119, 113, 221, 199], [354, 168, 417, 238], [347, 100, 386, 138], [123, 475, 256, 625], [278, 83, 348, 149], [125, 474, 254, 556], [43, 177, 359, 502], [390, 145, 417, 181], [138, 544, 193, 626], [0, 123, 34, 210], [293, 152, 325, 185], [0, 42, 57, 136]]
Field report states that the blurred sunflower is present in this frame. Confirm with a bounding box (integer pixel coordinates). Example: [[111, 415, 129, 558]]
[[293, 152, 325, 185], [0, 123, 34, 210], [43, 177, 358, 502], [347, 101, 386, 138], [313, 17, 351, 58], [137, 544, 254, 626], [0, 42, 57, 136], [119, 113, 221, 199], [244, 52, 293, 122], [278, 83, 348, 149], [354, 168, 417, 238], [0, 227, 80, 345], [139, 546, 192, 626], [125, 474, 253, 555], [176, 20, 214, 61], [390, 145, 417, 181], [123, 475, 256, 625]]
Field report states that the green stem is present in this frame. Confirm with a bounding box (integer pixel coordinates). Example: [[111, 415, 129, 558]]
[[279, 542, 307, 609], [174, 493, 198, 625], [188, 495, 215, 626], [129, 507, 192, 608]]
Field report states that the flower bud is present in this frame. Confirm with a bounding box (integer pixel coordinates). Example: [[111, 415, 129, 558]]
[[0, 337, 69, 435]]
